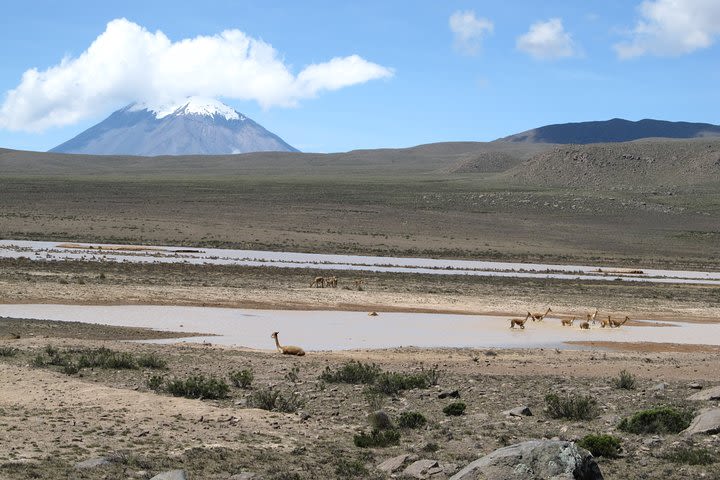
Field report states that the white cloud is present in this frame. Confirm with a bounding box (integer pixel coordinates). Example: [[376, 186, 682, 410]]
[[615, 0, 720, 58], [449, 10, 494, 55], [516, 18, 578, 60], [0, 18, 393, 132]]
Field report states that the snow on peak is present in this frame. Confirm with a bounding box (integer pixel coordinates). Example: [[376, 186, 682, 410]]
[[133, 97, 244, 121]]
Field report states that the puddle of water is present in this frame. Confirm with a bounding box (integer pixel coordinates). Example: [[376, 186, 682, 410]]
[[0, 304, 717, 351], [1, 240, 718, 286]]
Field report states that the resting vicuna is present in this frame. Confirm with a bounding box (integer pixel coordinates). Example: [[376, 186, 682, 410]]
[[579, 321, 590, 329], [271, 332, 305, 356]]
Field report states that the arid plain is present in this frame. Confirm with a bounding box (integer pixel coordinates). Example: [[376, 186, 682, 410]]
[[1, 140, 720, 479]]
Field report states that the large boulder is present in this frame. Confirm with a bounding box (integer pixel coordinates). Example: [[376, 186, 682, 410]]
[[688, 386, 720, 401], [682, 408, 720, 436], [449, 440, 603, 480]]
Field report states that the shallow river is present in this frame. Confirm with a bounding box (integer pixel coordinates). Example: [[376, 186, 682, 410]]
[[1, 304, 717, 351], [1, 239, 719, 285]]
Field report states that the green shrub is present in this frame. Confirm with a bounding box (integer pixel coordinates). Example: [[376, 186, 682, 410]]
[[62, 362, 80, 375], [375, 371, 433, 395], [398, 411, 427, 429], [146, 375, 165, 392], [613, 370, 636, 390], [285, 366, 300, 383], [136, 353, 168, 370], [545, 393, 597, 421], [249, 388, 305, 413], [367, 411, 393, 430], [443, 402, 466, 416], [363, 387, 385, 412], [31, 354, 46, 367], [166, 375, 229, 399], [662, 446, 716, 465], [320, 361, 381, 384], [0, 347, 18, 357], [334, 458, 369, 478], [618, 406, 693, 434], [353, 428, 401, 448], [577, 434, 622, 458], [76, 347, 137, 370], [229, 369, 254, 389]]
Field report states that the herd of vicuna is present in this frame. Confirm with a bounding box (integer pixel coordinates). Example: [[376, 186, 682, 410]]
[[510, 307, 630, 330]]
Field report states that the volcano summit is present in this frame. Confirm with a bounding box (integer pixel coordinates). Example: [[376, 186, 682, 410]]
[[50, 97, 298, 156]]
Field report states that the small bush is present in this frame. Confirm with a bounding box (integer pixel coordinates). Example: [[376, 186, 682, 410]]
[[31, 354, 46, 367], [146, 375, 165, 391], [577, 434, 622, 458], [618, 406, 693, 434], [334, 458, 369, 478], [662, 446, 716, 465], [62, 362, 80, 375], [375, 371, 433, 395], [545, 393, 597, 421], [320, 361, 381, 384], [136, 353, 168, 370], [353, 428, 401, 448], [166, 375, 229, 399], [367, 411, 393, 430], [0, 347, 18, 357], [285, 366, 300, 383], [249, 388, 304, 413], [362, 387, 385, 412], [398, 411, 427, 429], [614, 370, 636, 390], [76, 348, 137, 370], [229, 369, 254, 389], [422, 442, 439, 453], [443, 402, 466, 416]]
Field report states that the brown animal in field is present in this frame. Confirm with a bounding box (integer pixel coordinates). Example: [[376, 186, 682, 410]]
[[510, 313, 531, 329], [561, 316, 575, 327], [588, 308, 599, 324], [310, 276, 325, 288], [579, 321, 590, 329], [368, 311, 378, 316], [609, 315, 630, 328], [600, 315, 611, 328], [325, 276, 338, 288], [353, 278, 365, 290], [271, 331, 305, 356], [528, 307, 552, 322]]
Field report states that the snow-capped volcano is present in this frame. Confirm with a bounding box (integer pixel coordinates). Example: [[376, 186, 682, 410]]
[[50, 97, 297, 156]]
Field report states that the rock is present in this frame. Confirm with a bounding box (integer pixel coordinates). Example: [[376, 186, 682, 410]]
[[403, 459, 440, 479], [688, 382, 703, 390], [449, 440, 603, 480], [438, 390, 460, 399], [649, 382, 668, 391], [377, 454, 411, 473], [230, 473, 260, 480], [688, 386, 720, 401], [150, 470, 187, 480], [74, 457, 111, 469], [503, 406, 532, 417], [682, 408, 720, 436]]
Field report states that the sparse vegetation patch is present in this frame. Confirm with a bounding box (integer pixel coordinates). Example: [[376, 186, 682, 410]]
[[545, 393, 597, 421], [577, 434, 622, 458], [618, 406, 693, 434]]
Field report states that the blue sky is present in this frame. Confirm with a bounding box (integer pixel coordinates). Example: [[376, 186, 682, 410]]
[[1, 0, 719, 153]]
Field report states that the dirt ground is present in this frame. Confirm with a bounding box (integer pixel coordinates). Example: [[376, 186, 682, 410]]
[[1, 319, 719, 479]]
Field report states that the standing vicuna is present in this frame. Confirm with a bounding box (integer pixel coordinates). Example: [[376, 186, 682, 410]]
[[271, 332, 306, 356], [528, 307, 552, 322], [510, 313, 531, 329]]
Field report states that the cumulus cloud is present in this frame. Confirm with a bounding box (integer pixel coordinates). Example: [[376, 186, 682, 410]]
[[449, 10, 494, 55], [516, 18, 578, 60], [615, 0, 720, 58], [0, 18, 393, 132]]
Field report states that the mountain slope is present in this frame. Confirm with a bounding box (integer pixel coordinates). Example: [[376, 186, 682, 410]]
[[496, 118, 720, 144], [506, 139, 720, 188], [50, 97, 297, 156]]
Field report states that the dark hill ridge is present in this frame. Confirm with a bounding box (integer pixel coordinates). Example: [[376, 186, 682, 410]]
[[497, 118, 720, 144]]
